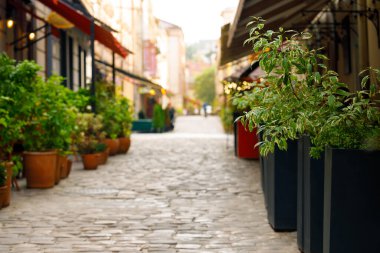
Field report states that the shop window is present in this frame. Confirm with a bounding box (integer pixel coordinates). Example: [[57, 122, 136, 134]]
[[68, 36, 74, 90], [59, 30, 67, 87]]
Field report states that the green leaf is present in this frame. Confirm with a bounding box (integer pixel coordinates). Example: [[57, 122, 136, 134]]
[[361, 75, 370, 88], [328, 95, 336, 107]]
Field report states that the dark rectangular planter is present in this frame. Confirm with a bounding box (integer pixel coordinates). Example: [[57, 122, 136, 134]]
[[297, 136, 324, 253], [323, 148, 380, 253], [266, 140, 298, 231]]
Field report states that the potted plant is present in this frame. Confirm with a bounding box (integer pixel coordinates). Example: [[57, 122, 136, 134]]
[[0, 56, 52, 189], [96, 143, 108, 165], [0, 103, 22, 207], [241, 17, 380, 252], [116, 97, 133, 154], [23, 74, 78, 188], [93, 80, 120, 155], [100, 102, 121, 155], [310, 68, 380, 253], [75, 113, 106, 170]]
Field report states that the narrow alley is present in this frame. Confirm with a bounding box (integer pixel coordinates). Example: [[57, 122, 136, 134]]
[[0, 116, 298, 253]]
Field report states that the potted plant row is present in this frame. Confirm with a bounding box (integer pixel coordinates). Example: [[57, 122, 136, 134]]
[[95, 80, 133, 155], [235, 17, 380, 253], [0, 54, 134, 210]]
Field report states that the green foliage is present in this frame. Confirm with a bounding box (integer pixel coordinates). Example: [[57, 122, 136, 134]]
[[95, 80, 133, 139], [22, 75, 79, 152], [311, 69, 380, 156], [74, 113, 105, 154], [0, 56, 40, 157], [152, 103, 165, 131], [95, 143, 107, 153], [235, 17, 380, 158], [219, 105, 233, 133], [11, 155, 22, 178], [117, 97, 133, 137], [0, 54, 40, 159], [194, 67, 216, 104]]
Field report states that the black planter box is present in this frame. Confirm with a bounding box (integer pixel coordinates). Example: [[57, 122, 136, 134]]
[[323, 148, 380, 253], [266, 140, 298, 231], [297, 136, 324, 253]]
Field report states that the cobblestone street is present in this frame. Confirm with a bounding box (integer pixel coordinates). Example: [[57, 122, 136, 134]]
[[0, 116, 298, 253]]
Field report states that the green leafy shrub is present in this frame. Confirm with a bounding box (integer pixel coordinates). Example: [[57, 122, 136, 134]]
[[74, 113, 105, 154], [94, 80, 133, 139], [237, 17, 380, 158], [152, 103, 165, 131], [22, 75, 78, 152]]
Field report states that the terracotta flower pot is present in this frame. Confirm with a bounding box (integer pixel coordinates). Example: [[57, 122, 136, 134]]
[[118, 137, 131, 154], [0, 185, 8, 208], [98, 148, 109, 165], [81, 153, 101, 170], [23, 151, 57, 189], [59, 155, 69, 179], [103, 139, 120, 156], [0, 163, 13, 208]]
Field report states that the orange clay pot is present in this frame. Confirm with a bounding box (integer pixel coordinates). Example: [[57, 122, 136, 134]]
[[0, 162, 13, 208], [81, 153, 101, 170], [59, 155, 69, 179], [118, 137, 131, 154], [103, 139, 120, 156], [23, 151, 57, 188], [98, 148, 109, 165]]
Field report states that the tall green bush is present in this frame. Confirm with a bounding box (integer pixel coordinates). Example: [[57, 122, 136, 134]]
[[94, 80, 133, 139], [235, 17, 380, 157]]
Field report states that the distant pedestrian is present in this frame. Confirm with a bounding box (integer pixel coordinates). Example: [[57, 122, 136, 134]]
[[203, 102, 208, 118]]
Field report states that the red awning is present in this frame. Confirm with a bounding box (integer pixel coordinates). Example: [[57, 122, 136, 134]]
[[37, 0, 130, 58]]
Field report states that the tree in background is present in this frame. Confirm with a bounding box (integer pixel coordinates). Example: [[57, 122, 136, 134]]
[[194, 67, 216, 104]]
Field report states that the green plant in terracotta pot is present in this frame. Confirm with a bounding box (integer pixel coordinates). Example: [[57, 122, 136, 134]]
[[94, 80, 121, 155], [22, 74, 79, 188], [0, 106, 20, 207], [100, 101, 122, 155], [75, 113, 106, 170], [116, 97, 133, 154], [0, 55, 41, 189]]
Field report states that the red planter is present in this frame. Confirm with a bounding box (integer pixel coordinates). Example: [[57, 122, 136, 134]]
[[118, 137, 131, 154], [23, 151, 57, 188], [236, 121, 259, 159], [104, 139, 120, 156], [81, 153, 101, 170]]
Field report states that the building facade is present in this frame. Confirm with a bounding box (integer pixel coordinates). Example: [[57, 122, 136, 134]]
[[0, 0, 165, 116], [218, 0, 380, 92], [156, 19, 186, 110]]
